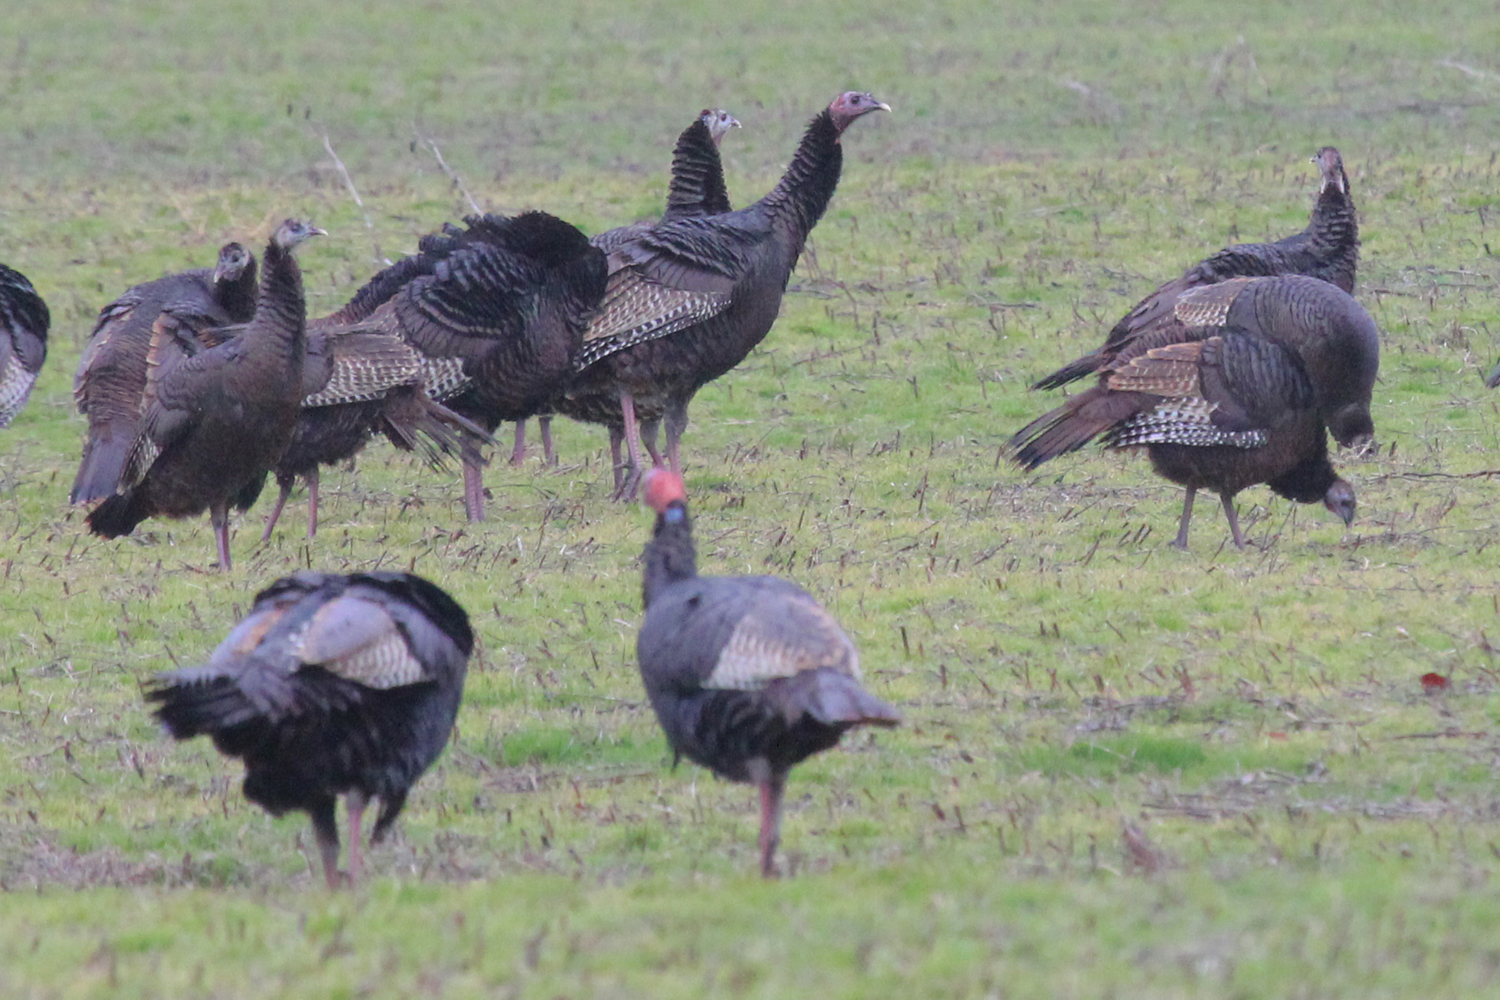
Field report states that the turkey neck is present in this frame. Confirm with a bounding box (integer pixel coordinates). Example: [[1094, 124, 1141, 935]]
[[215, 265, 259, 324], [642, 504, 698, 608], [247, 238, 308, 371], [758, 110, 843, 252], [665, 120, 730, 219], [1307, 180, 1358, 290]]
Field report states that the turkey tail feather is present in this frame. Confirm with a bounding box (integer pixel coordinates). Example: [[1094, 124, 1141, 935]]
[[1009, 388, 1155, 470]]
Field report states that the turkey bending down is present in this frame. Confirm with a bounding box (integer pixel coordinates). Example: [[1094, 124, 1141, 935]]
[[520, 108, 741, 473], [1034, 146, 1357, 392], [85, 220, 322, 570], [145, 571, 471, 888], [1009, 275, 1379, 549], [637, 470, 900, 876], [0, 264, 50, 428], [71, 243, 259, 502], [566, 91, 889, 498]]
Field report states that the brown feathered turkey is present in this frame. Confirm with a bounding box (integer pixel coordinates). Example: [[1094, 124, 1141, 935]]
[[85, 220, 322, 569], [0, 264, 50, 429], [565, 91, 889, 498], [637, 469, 899, 876], [1034, 146, 1358, 392], [1010, 275, 1378, 549], [282, 211, 606, 522], [71, 242, 258, 503], [520, 107, 741, 475], [146, 570, 472, 888]]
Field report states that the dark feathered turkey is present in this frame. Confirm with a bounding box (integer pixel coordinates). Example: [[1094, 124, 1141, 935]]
[[85, 220, 322, 569], [145, 570, 472, 888], [1010, 275, 1378, 548], [565, 92, 889, 498], [0, 264, 50, 428], [514, 108, 740, 474], [297, 211, 606, 522], [637, 470, 899, 876], [71, 243, 258, 502], [1034, 146, 1358, 392]]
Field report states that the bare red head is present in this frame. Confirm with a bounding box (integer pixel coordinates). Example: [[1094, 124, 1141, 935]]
[[828, 91, 891, 135], [643, 469, 687, 513]]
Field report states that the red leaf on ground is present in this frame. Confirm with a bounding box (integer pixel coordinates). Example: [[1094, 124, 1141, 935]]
[[1420, 672, 1449, 693]]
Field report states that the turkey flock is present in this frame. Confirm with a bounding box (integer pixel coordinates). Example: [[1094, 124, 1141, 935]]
[[4, 83, 1466, 885]]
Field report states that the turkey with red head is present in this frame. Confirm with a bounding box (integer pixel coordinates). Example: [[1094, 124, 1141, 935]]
[[636, 469, 899, 876]]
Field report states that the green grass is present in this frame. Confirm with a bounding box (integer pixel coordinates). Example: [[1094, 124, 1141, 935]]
[[6, 0, 1500, 997]]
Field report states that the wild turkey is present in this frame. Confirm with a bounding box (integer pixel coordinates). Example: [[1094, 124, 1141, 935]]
[[311, 211, 606, 522], [0, 264, 50, 428], [145, 570, 471, 888], [254, 236, 500, 540], [1034, 146, 1357, 391], [564, 91, 889, 497], [1009, 275, 1379, 548], [637, 470, 900, 876], [520, 108, 741, 471], [85, 220, 322, 569], [71, 243, 259, 502]]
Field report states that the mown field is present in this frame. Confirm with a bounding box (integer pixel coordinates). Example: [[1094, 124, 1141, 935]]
[[6, 1, 1500, 997]]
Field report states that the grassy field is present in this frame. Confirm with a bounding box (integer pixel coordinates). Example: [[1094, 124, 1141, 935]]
[[6, 0, 1500, 996]]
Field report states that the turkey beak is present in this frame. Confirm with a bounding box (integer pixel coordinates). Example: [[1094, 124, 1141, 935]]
[[308, 225, 329, 237], [874, 100, 893, 113]]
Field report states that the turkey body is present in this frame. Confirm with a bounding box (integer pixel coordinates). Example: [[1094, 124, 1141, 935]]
[[84, 221, 321, 569], [1010, 275, 1377, 548], [1035, 147, 1358, 392], [566, 92, 889, 497], [146, 570, 472, 888], [536, 108, 739, 474], [301, 211, 606, 522], [0, 264, 50, 428], [71, 243, 257, 502], [637, 470, 898, 876]]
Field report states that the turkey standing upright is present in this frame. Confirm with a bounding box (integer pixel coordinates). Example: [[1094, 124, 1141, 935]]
[[0, 264, 50, 428], [1034, 146, 1357, 392], [566, 91, 889, 497], [145, 571, 472, 888], [85, 220, 323, 569], [523, 108, 741, 474], [1009, 275, 1379, 548], [71, 243, 258, 502], [637, 470, 899, 876]]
